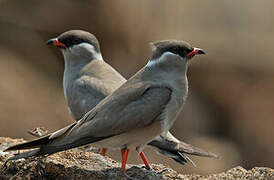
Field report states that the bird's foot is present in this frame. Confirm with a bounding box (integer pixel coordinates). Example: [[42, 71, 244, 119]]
[[140, 165, 159, 175], [142, 165, 153, 171], [141, 165, 153, 171]]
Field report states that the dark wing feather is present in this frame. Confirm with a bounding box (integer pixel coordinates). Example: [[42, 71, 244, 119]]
[[148, 133, 218, 160], [5, 82, 171, 161], [65, 83, 171, 140]]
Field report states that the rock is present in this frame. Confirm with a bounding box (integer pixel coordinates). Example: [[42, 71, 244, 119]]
[[0, 137, 273, 180]]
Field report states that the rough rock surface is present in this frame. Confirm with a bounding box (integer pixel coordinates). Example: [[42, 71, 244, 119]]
[[0, 137, 273, 180]]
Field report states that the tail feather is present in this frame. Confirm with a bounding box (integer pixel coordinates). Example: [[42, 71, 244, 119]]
[[5, 149, 41, 162], [4, 122, 79, 153], [178, 152, 196, 167], [148, 138, 217, 158], [4, 135, 51, 152], [4, 123, 77, 152], [36, 136, 108, 156], [156, 148, 188, 165], [4, 119, 112, 162], [177, 141, 218, 158], [4, 136, 110, 162], [148, 135, 218, 165]]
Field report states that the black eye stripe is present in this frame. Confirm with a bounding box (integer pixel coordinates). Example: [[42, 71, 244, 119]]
[[167, 47, 192, 58], [59, 36, 87, 47]]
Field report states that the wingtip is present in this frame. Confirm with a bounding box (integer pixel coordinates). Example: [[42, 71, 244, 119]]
[[3, 148, 41, 163], [210, 152, 219, 159], [3, 143, 27, 152], [203, 150, 219, 159], [178, 152, 196, 167], [3, 146, 14, 152], [177, 141, 219, 158]]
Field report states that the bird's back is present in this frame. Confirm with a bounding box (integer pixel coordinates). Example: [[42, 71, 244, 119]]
[[64, 59, 126, 120]]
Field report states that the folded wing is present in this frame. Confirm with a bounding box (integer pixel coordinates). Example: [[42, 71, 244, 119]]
[[5, 82, 171, 161]]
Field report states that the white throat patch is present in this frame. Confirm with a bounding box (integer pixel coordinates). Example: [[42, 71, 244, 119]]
[[145, 51, 178, 68], [65, 42, 103, 60]]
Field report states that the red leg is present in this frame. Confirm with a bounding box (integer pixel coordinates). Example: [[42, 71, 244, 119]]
[[139, 151, 151, 170], [100, 148, 107, 156], [121, 148, 130, 172]]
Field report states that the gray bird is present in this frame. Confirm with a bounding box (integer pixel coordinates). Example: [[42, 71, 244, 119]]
[[5, 36, 211, 173], [46, 30, 217, 166]]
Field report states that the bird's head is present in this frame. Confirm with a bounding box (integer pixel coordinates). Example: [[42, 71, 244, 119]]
[[147, 40, 205, 68], [47, 30, 102, 61]]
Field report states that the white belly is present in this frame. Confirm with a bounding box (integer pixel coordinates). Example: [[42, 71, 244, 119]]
[[93, 121, 162, 150]]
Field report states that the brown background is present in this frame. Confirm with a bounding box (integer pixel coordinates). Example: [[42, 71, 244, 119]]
[[0, 0, 273, 174]]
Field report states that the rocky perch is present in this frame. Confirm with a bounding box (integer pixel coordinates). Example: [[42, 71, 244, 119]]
[[0, 137, 273, 180]]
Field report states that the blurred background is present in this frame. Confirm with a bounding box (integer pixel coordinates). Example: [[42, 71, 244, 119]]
[[0, 0, 273, 174]]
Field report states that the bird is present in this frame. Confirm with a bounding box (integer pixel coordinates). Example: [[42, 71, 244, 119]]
[[46, 30, 217, 166], [5, 36, 207, 174], [45, 30, 216, 167]]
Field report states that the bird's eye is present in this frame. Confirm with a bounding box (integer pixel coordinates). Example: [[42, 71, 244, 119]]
[[72, 38, 80, 44]]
